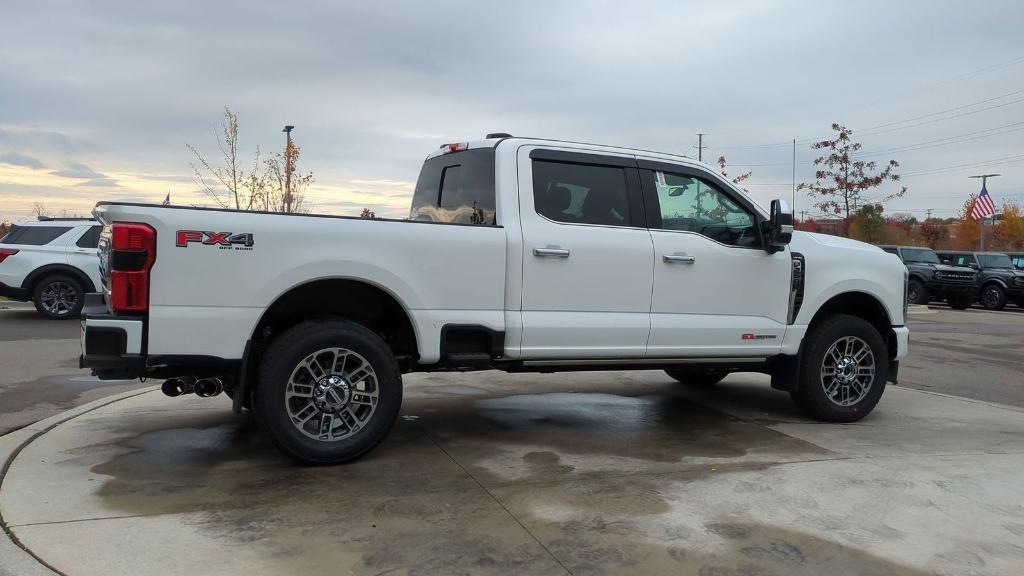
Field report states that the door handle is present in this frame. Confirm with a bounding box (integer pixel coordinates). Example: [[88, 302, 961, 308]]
[[663, 253, 696, 264], [73, 249, 91, 254], [533, 246, 571, 258]]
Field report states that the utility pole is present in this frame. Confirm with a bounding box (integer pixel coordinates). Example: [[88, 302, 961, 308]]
[[283, 125, 295, 213], [694, 133, 706, 162], [926, 209, 933, 220], [969, 173, 1001, 251]]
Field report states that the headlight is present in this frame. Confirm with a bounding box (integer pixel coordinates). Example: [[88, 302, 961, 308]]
[[933, 271, 943, 280]]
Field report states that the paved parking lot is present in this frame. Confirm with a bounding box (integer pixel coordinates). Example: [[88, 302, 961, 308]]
[[0, 302, 147, 435], [2, 304, 1024, 575]]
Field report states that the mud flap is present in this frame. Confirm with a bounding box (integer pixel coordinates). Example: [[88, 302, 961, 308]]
[[768, 354, 801, 392]]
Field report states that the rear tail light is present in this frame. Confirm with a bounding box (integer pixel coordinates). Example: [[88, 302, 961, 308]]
[[0, 248, 18, 264], [109, 223, 155, 313]]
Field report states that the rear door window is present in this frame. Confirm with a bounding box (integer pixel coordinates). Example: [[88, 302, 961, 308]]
[[532, 160, 631, 227], [0, 226, 72, 245], [410, 148, 496, 225], [75, 226, 102, 248]]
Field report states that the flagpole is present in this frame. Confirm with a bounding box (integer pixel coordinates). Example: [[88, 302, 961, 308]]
[[969, 173, 1001, 251]]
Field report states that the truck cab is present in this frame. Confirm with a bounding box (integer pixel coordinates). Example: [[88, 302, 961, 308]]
[[80, 135, 910, 464]]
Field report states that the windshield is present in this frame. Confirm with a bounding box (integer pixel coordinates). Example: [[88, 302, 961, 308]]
[[978, 254, 1013, 269], [902, 248, 940, 264]]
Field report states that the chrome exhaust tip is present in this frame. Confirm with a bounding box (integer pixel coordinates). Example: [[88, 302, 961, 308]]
[[194, 378, 224, 398], [161, 377, 195, 397]]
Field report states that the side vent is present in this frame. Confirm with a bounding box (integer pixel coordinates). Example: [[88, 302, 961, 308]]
[[788, 253, 805, 324]]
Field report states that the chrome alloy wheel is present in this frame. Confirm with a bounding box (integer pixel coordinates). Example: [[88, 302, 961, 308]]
[[820, 335, 876, 407], [285, 347, 379, 442], [40, 281, 78, 316]]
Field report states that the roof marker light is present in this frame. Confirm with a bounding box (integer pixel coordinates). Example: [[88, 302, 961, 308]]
[[440, 142, 469, 154]]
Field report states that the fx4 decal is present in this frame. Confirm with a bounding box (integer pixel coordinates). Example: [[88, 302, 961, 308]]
[[176, 230, 254, 250], [741, 333, 777, 340]]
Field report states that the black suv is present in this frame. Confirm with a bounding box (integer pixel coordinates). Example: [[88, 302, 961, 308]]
[[880, 245, 978, 309], [936, 251, 1024, 310]]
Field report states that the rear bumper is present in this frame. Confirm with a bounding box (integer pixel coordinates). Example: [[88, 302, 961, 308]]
[[79, 293, 145, 379], [0, 281, 28, 301]]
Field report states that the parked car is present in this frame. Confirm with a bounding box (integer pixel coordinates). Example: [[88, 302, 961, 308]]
[[936, 251, 1024, 310], [79, 135, 909, 464], [1006, 252, 1024, 271], [878, 245, 977, 308], [0, 217, 102, 319]]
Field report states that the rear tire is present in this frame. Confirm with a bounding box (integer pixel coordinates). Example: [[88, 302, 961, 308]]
[[907, 279, 928, 305], [664, 368, 728, 387], [790, 314, 887, 423], [32, 275, 84, 320], [255, 319, 402, 464], [980, 284, 1006, 310]]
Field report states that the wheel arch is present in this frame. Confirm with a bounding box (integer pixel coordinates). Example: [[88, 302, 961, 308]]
[[249, 277, 420, 366], [980, 278, 1008, 290], [807, 291, 893, 337], [23, 264, 96, 294]]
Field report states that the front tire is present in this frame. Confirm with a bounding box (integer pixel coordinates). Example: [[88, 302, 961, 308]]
[[664, 368, 728, 386], [790, 314, 887, 422], [256, 319, 402, 464], [980, 284, 1006, 310], [907, 279, 928, 305], [32, 275, 84, 319]]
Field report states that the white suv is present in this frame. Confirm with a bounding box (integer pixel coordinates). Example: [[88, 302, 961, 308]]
[[0, 217, 102, 319]]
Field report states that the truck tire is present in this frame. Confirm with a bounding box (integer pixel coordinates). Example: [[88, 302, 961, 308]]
[[907, 279, 928, 305], [947, 295, 972, 310], [789, 314, 887, 423], [255, 319, 402, 464], [980, 284, 1006, 310], [32, 274, 84, 320], [664, 368, 728, 386]]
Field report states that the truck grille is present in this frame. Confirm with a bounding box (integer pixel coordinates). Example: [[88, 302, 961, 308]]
[[940, 271, 974, 282]]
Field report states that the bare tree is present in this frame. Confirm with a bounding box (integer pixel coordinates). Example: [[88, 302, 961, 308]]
[[798, 123, 906, 236], [187, 107, 264, 210], [30, 202, 47, 218], [717, 156, 752, 188]]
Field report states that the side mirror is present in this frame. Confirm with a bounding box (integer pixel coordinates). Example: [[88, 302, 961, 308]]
[[764, 199, 793, 254]]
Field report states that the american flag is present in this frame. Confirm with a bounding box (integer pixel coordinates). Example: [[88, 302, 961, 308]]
[[162, 193, 171, 206], [970, 184, 996, 220]]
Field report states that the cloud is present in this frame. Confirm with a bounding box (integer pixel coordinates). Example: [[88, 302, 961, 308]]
[[76, 177, 120, 187], [51, 162, 106, 179], [0, 151, 44, 169]]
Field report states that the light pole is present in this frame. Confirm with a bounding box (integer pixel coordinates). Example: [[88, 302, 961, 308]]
[[969, 173, 1000, 251], [283, 125, 294, 213]]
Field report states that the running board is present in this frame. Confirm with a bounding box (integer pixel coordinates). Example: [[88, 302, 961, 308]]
[[519, 357, 767, 367]]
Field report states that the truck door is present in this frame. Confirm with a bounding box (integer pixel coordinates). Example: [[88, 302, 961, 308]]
[[637, 160, 790, 357], [517, 147, 653, 358]]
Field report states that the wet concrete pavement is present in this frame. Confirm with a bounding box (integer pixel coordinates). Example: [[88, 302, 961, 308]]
[[3, 305, 1024, 574], [0, 302, 146, 435], [4, 371, 1024, 575]]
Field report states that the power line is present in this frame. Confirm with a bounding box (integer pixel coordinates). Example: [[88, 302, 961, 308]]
[[714, 87, 1024, 150]]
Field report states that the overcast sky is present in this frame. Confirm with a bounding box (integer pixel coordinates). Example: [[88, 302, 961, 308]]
[[2, 0, 1023, 222]]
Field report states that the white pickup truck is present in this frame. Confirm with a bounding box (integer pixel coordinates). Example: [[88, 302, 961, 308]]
[[81, 135, 910, 463]]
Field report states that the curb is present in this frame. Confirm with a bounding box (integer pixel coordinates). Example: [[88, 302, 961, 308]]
[[0, 386, 159, 576]]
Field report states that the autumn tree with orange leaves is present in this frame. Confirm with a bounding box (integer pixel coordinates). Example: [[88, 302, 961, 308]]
[[798, 123, 906, 237], [951, 193, 980, 250]]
